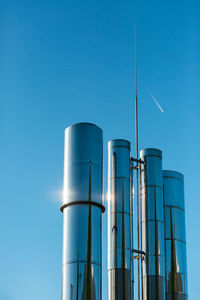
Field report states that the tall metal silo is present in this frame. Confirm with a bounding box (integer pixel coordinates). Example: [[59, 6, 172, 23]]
[[140, 148, 165, 300], [61, 123, 105, 300], [108, 139, 131, 300], [163, 170, 188, 300]]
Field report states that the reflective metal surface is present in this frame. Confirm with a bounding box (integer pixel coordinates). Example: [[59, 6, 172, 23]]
[[140, 149, 165, 300], [108, 139, 131, 300], [163, 171, 188, 300], [61, 123, 103, 300], [131, 166, 134, 300]]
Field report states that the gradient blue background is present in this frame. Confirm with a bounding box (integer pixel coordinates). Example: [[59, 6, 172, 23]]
[[1, 0, 199, 299]]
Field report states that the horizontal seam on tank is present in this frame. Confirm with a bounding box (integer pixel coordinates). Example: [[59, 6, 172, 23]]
[[108, 246, 131, 250], [65, 160, 101, 167], [166, 292, 188, 296], [164, 205, 185, 212], [140, 184, 163, 190], [141, 220, 164, 224], [163, 176, 184, 183], [166, 271, 187, 275], [108, 212, 131, 216], [108, 145, 130, 150], [141, 154, 162, 159], [145, 254, 165, 257], [165, 238, 186, 244], [142, 275, 165, 278], [107, 267, 131, 271], [61, 201, 105, 213], [108, 176, 130, 181], [62, 261, 101, 267]]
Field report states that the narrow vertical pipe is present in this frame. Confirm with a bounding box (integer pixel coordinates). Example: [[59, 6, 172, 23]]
[[140, 164, 143, 300], [61, 123, 105, 300], [130, 165, 134, 300], [163, 170, 188, 300], [136, 99, 140, 300], [108, 139, 131, 300], [140, 148, 165, 300], [134, 23, 140, 300]]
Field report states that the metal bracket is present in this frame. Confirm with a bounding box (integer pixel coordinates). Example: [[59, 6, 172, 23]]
[[112, 226, 117, 232], [131, 255, 145, 261], [131, 249, 146, 256], [131, 255, 141, 260], [130, 157, 144, 164], [131, 249, 146, 261], [130, 166, 140, 170]]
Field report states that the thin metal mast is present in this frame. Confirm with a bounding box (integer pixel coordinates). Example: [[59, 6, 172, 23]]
[[134, 23, 140, 300]]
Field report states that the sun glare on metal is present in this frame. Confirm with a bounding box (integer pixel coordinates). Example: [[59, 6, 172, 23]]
[[49, 188, 63, 203]]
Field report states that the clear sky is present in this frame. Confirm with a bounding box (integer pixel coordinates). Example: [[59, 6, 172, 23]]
[[1, 0, 199, 299]]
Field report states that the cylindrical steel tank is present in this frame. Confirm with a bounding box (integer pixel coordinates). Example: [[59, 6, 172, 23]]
[[61, 123, 104, 300], [108, 139, 131, 300], [163, 170, 188, 300], [140, 148, 165, 300]]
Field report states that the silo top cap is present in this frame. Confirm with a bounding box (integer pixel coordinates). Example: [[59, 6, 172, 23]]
[[163, 170, 184, 182], [108, 139, 131, 149], [140, 148, 162, 158], [65, 122, 102, 133]]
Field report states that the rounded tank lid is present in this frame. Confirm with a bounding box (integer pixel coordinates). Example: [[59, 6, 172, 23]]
[[65, 122, 102, 132], [108, 139, 131, 149], [140, 148, 162, 158], [163, 170, 184, 181]]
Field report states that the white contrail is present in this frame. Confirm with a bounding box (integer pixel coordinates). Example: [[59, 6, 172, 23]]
[[148, 90, 165, 113]]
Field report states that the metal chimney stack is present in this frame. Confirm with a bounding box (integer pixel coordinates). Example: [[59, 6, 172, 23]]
[[108, 140, 131, 300], [61, 123, 105, 300], [140, 149, 165, 300], [163, 171, 188, 300]]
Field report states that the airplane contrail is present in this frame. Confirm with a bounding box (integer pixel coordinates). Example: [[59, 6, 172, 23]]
[[148, 90, 165, 113]]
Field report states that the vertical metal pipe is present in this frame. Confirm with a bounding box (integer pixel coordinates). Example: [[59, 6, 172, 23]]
[[61, 123, 104, 300], [134, 24, 140, 300], [108, 139, 131, 300], [136, 104, 140, 300], [130, 166, 134, 300], [163, 170, 188, 300], [140, 148, 165, 300]]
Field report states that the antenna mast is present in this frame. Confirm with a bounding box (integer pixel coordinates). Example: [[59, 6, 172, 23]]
[[135, 25, 138, 160], [134, 23, 140, 300]]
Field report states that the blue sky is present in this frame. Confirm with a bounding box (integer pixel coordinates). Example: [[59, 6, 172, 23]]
[[1, 0, 199, 299]]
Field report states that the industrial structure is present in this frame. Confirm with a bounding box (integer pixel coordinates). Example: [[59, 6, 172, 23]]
[[60, 23, 187, 300], [60, 122, 188, 300]]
